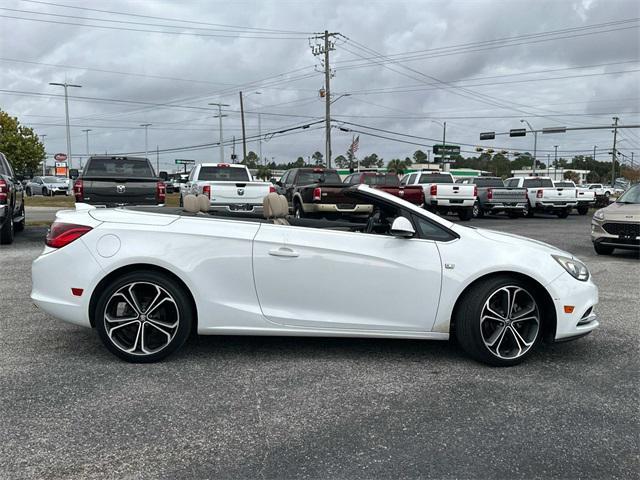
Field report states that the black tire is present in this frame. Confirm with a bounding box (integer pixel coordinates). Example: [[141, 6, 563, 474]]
[[577, 206, 589, 215], [0, 206, 15, 244], [458, 208, 473, 221], [94, 271, 193, 363], [594, 243, 614, 255], [14, 202, 25, 232], [41, 187, 48, 197], [472, 202, 484, 218], [507, 211, 520, 219], [524, 202, 534, 218], [293, 201, 305, 219], [556, 208, 570, 219], [179, 195, 183, 207], [25, 187, 32, 197], [455, 275, 543, 367]]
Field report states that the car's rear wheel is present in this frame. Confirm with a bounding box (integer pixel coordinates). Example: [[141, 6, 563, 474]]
[[472, 202, 483, 218], [577, 206, 589, 215], [458, 207, 473, 221], [556, 208, 570, 218], [94, 271, 193, 363], [523, 202, 534, 217], [594, 243, 614, 255], [0, 206, 15, 244], [41, 187, 48, 196], [14, 203, 25, 232], [455, 276, 542, 366], [293, 201, 305, 218]]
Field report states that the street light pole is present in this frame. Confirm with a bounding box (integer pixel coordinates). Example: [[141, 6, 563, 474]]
[[49, 82, 81, 170], [258, 113, 262, 163], [81, 129, 91, 169], [140, 124, 152, 159], [208, 102, 230, 163], [554, 145, 559, 180], [520, 119, 537, 175], [611, 116, 619, 187], [239, 91, 247, 162]]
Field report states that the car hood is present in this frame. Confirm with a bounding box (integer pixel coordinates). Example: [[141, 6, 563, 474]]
[[600, 202, 640, 221], [472, 227, 570, 256]]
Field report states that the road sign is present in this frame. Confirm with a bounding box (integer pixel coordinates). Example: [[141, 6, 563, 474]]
[[479, 132, 495, 140], [54, 153, 67, 161], [175, 159, 195, 165], [433, 144, 460, 155], [509, 128, 527, 137]]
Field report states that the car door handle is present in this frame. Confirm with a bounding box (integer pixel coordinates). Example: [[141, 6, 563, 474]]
[[268, 247, 299, 258]]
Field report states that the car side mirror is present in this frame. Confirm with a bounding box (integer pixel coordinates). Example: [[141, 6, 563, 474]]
[[159, 171, 168, 181], [390, 217, 415, 238]]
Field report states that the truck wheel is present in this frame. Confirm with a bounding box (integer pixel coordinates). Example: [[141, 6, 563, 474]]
[[594, 244, 614, 255], [0, 207, 15, 244], [455, 275, 542, 366], [577, 206, 589, 215], [523, 202, 534, 218], [458, 208, 473, 221], [14, 203, 25, 232], [556, 209, 570, 219], [294, 202, 305, 219], [472, 202, 484, 218], [507, 211, 520, 219]]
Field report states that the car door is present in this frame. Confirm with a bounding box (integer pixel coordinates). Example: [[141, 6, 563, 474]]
[[252, 221, 443, 332]]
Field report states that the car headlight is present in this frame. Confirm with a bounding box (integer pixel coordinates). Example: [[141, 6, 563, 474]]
[[552, 255, 589, 281], [593, 209, 605, 220]]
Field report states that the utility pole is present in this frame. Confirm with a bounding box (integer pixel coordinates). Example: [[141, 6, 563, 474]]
[[49, 82, 81, 170], [593, 145, 597, 161], [40, 134, 47, 175], [239, 91, 247, 162], [208, 102, 230, 162], [611, 116, 619, 187], [554, 145, 559, 180], [310, 31, 338, 168], [442, 122, 447, 172], [520, 119, 537, 175], [258, 113, 262, 163], [232, 136, 236, 163], [140, 124, 152, 159], [156, 145, 159, 175], [81, 129, 91, 170], [547, 153, 550, 176]]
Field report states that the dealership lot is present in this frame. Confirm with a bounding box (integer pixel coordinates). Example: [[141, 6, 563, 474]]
[[1, 214, 638, 479]]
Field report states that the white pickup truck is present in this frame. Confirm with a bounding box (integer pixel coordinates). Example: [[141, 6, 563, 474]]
[[554, 181, 595, 215], [505, 176, 577, 218], [585, 183, 613, 197], [181, 163, 274, 214], [401, 171, 476, 220]]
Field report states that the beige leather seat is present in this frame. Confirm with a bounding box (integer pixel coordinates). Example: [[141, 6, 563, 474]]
[[263, 193, 290, 225], [183, 194, 210, 214]]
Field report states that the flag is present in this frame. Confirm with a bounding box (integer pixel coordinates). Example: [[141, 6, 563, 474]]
[[349, 135, 360, 155]]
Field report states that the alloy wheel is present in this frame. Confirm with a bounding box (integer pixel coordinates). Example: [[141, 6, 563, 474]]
[[480, 286, 540, 360], [103, 282, 180, 356]]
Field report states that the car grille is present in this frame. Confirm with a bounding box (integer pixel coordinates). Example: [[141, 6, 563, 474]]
[[603, 222, 640, 237]]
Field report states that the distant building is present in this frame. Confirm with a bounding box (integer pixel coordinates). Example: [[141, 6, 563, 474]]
[[511, 167, 591, 184]]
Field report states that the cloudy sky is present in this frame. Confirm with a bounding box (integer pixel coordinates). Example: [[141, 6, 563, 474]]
[[1, 0, 639, 172]]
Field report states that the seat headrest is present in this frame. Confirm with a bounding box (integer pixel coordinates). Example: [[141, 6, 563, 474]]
[[183, 194, 199, 213], [263, 193, 288, 219], [197, 194, 210, 213]]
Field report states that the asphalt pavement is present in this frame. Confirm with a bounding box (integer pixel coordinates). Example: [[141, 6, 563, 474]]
[[1, 213, 638, 479]]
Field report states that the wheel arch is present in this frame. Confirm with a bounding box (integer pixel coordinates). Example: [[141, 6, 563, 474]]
[[449, 270, 557, 342], [88, 263, 198, 330]]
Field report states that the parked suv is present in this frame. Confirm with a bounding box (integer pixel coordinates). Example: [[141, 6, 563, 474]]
[[0, 152, 25, 244], [74, 156, 165, 207], [591, 184, 639, 256]]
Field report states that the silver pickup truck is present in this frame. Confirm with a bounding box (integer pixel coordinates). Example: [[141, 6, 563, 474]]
[[465, 176, 528, 218]]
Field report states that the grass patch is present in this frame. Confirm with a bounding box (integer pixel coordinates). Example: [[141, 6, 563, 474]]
[[165, 193, 180, 207], [25, 196, 75, 207]]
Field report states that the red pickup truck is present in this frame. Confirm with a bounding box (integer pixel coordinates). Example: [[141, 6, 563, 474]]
[[343, 172, 424, 206]]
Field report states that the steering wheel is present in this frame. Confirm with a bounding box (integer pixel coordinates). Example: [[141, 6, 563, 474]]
[[365, 210, 381, 234]]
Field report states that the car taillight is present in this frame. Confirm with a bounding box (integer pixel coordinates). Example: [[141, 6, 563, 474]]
[[473, 185, 478, 197], [486, 188, 492, 200], [430, 184, 437, 196], [156, 181, 166, 203], [202, 185, 211, 199], [73, 179, 83, 201], [313, 187, 322, 202], [0, 179, 7, 204], [46, 222, 92, 249], [269, 185, 276, 193], [536, 189, 543, 198]]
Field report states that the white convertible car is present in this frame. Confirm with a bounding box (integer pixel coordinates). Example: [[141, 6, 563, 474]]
[[31, 186, 598, 366]]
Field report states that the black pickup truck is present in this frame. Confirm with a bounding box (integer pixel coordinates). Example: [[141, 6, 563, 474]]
[[74, 156, 165, 207], [0, 152, 25, 244], [277, 167, 372, 218]]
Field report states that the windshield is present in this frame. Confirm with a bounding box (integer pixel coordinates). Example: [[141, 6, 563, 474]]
[[198, 166, 250, 182], [616, 185, 640, 204], [297, 170, 341, 185], [363, 174, 400, 187], [43, 176, 66, 183], [85, 158, 155, 177], [418, 173, 453, 184]]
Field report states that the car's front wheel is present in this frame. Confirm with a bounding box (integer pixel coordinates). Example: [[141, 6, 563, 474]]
[[0, 207, 15, 244], [455, 276, 542, 366], [94, 271, 193, 363]]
